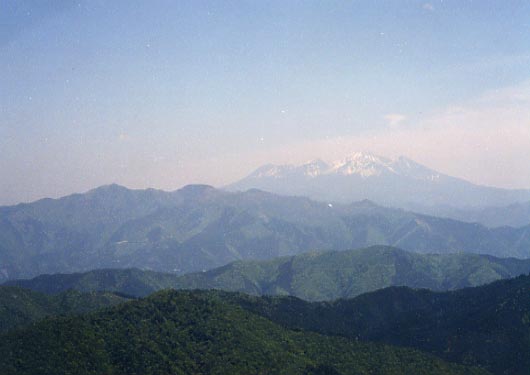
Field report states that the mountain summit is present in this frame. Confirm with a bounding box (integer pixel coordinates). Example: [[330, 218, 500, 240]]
[[228, 152, 530, 209], [250, 153, 440, 180]]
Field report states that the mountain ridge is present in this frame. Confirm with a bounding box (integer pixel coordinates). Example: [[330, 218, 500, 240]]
[[2, 184, 530, 283], [6, 246, 530, 301]]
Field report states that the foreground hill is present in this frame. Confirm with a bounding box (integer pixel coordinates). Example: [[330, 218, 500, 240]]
[[0, 286, 130, 333], [1, 275, 527, 374], [8, 246, 530, 301], [228, 152, 530, 212], [232, 274, 530, 375], [2, 184, 530, 283], [0, 289, 488, 375]]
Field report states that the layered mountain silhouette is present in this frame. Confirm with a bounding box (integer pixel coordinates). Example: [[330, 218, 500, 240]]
[[227, 152, 530, 215], [8, 246, 530, 301], [1, 185, 530, 283]]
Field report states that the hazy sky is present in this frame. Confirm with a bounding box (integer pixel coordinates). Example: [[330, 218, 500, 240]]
[[2, 0, 530, 205]]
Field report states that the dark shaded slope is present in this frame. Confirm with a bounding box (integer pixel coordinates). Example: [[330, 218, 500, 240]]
[[6, 268, 179, 296], [0, 290, 488, 375], [230, 275, 530, 375], [0, 285, 130, 333]]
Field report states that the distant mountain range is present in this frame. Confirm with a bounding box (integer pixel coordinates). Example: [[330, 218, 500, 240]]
[[227, 152, 530, 216], [2, 185, 530, 283], [422, 201, 530, 228], [7, 246, 530, 301]]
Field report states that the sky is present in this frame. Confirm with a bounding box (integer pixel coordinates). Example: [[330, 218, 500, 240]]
[[1, 0, 530, 205]]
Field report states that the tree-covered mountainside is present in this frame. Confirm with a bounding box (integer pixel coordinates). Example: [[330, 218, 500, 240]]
[[2, 184, 530, 283], [175, 246, 530, 301], [230, 274, 530, 375], [0, 286, 130, 333], [0, 289, 489, 375], [8, 246, 530, 301], [6, 268, 180, 297], [1, 275, 527, 374]]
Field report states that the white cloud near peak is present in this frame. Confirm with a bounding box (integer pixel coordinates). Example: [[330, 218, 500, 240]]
[[383, 113, 407, 128]]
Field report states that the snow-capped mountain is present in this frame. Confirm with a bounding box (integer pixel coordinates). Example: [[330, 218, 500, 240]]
[[248, 153, 445, 181], [246, 152, 443, 182], [227, 152, 530, 210]]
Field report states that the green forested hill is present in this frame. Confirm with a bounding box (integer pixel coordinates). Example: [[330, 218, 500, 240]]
[[175, 246, 530, 301], [8, 246, 530, 301], [0, 286, 131, 333], [230, 274, 530, 375], [0, 289, 489, 375], [6, 268, 180, 297], [2, 184, 530, 283], [2, 275, 527, 374]]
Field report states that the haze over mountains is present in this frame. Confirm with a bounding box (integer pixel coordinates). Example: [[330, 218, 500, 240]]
[[430, 201, 530, 228], [228, 152, 530, 216], [2, 153, 528, 375], [2, 184, 530, 283], [4, 2, 530, 374], [1, 157, 529, 375]]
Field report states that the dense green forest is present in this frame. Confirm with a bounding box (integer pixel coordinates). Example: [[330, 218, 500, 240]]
[[0, 286, 130, 333], [0, 289, 489, 375], [6, 268, 179, 297], [8, 246, 530, 301], [230, 274, 530, 375], [1, 275, 529, 374], [174, 246, 530, 301]]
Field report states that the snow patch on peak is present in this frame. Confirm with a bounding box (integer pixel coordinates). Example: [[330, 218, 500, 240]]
[[330, 152, 395, 177], [301, 159, 329, 177], [345, 151, 390, 163]]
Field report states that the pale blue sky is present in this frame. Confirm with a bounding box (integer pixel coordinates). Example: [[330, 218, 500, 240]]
[[2, 0, 530, 204]]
